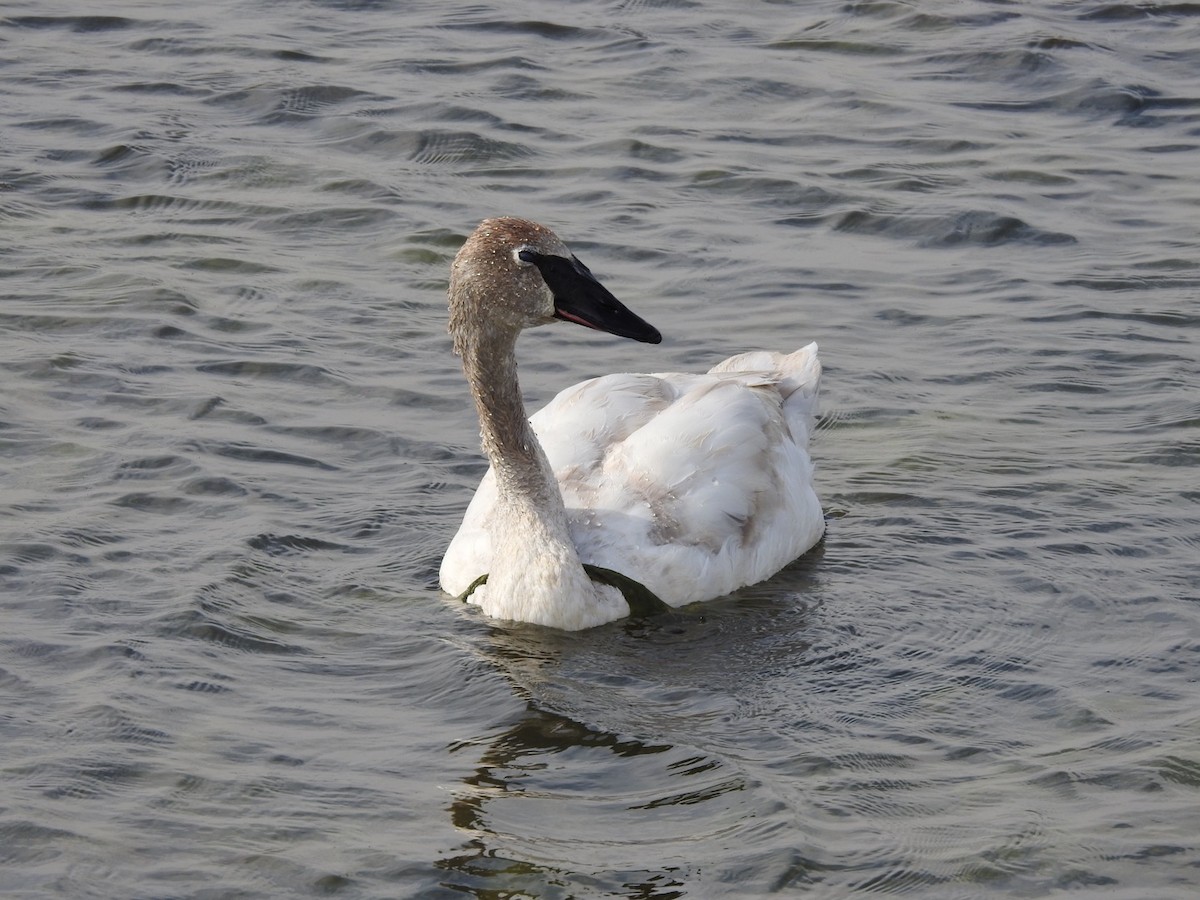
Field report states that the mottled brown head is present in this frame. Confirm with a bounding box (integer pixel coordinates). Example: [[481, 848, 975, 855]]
[[447, 217, 661, 357]]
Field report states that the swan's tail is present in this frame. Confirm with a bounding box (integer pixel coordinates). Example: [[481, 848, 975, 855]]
[[707, 342, 821, 434]]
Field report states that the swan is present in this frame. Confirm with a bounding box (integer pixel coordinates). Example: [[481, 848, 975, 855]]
[[440, 217, 824, 630]]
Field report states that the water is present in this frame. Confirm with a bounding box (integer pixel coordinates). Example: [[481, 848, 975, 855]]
[[2, 0, 1198, 896]]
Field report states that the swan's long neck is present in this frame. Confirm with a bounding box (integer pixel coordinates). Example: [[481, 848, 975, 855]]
[[460, 331, 623, 629], [464, 335, 555, 500]]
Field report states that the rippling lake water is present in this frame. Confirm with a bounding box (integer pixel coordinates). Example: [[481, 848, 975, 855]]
[[3, 1, 1199, 897]]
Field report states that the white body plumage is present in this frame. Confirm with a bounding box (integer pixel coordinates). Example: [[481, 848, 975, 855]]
[[439, 217, 824, 630]]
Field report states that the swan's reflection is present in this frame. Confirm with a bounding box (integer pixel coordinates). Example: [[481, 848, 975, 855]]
[[437, 701, 689, 898], [434, 551, 825, 897]]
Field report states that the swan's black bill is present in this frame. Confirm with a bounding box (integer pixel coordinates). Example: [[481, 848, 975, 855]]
[[519, 249, 662, 344]]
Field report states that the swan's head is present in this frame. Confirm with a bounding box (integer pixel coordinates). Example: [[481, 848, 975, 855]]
[[448, 217, 662, 354]]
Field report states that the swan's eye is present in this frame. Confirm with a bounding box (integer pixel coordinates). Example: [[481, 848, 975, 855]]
[[514, 247, 537, 267]]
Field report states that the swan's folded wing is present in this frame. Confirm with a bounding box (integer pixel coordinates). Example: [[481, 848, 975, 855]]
[[531, 373, 676, 473], [589, 375, 791, 548], [708, 342, 821, 445], [552, 367, 821, 600]]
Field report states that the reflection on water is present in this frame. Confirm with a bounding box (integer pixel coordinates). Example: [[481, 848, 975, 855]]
[[439, 578, 824, 897], [2, 0, 1199, 896], [441, 708, 688, 897]]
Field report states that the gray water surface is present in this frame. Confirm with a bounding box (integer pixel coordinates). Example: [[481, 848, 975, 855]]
[[2, 0, 1199, 897]]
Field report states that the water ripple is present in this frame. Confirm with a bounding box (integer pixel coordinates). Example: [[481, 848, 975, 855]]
[[2, 0, 1199, 896]]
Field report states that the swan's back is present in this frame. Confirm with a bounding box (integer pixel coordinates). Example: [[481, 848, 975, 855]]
[[706, 344, 822, 443], [440, 342, 824, 606]]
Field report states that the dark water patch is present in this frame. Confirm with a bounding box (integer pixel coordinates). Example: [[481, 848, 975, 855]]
[[264, 423, 397, 451], [451, 18, 619, 42], [247, 533, 364, 557], [0, 821, 82, 866], [195, 359, 340, 385], [2, 542, 72, 567], [273, 47, 329, 63], [833, 207, 1076, 247], [766, 38, 905, 58], [7, 15, 140, 33], [177, 256, 283, 275], [107, 80, 211, 97], [918, 46, 1063, 83], [1056, 274, 1200, 293], [164, 608, 309, 656], [124, 36, 210, 56], [91, 142, 166, 178], [956, 81, 1153, 120], [1024, 306, 1198, 327], [182, 476, 249, 498], [74, 703, 172, 748], [318, 176, 397, 201], [1155, 755, 1200, 787], [1124, 441, 1200, 467], [407, 54, 543, 77], [1079, 2, 1200, 21], [263, 205, 396, 235], [13, 115, 115, 139], [175, 678, 233, 694], [1144, 141, 1200, 153], [585, 137, 688, 165], [37, 761, 151, 801], [986, 167, 1076, 187], [614, 0, 703, 10], [833, 165, 967, 193], [276, 84, 378, 115], [183, 440, 339, 472], [202, 85, 375, 126], [87, 192, 281, 221], [320, 126, 538, 166], [690, 171, 845, 209], [162, 151, 226, 186], [410, 129, 536, 166], [111, 492, 194, 514], [114, 454, 189, 477], [57, 528, 127, 551]]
